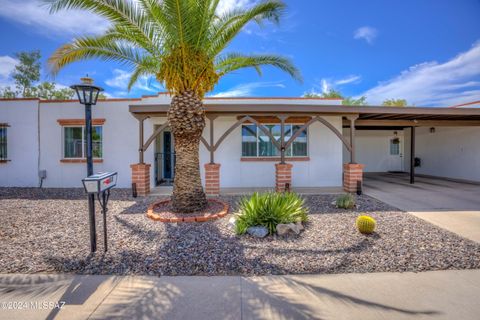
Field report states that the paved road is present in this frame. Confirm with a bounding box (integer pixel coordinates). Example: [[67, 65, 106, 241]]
[[1, 270, 480, 320]]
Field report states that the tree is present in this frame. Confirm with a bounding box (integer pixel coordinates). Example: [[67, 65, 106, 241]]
[[33, 82, 75, 100], [342, 96, 367, 106], [382, 98, 407, 107], [0, 87, 16, 98], [303, 90, 368, 106], [47, 0, 301, 212], [12, 50, 41, 97]]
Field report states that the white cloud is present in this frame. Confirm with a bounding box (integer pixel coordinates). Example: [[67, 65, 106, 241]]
[[0, 56, 18, 90], [305, 75, 362, 96], [0, 0, 109, 37], [210, 82, 285, 97], [0, 56, 18, 79], [354, 26, 378, 44], [361, 42, 480, 106], [216, 0, 257, 15], [335, 75, 361, 85], [105, 69, 162, 97]]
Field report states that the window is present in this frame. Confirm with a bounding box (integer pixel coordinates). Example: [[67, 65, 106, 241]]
[[242, 124, 308, 157], [390, 138, 400, 155], [63, 126, 103, 159], [0, 126, 7, 161]]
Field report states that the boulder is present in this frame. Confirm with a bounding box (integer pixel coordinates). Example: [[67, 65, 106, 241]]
[[247, 226, 269, 238], [277, 222, 304, 236]]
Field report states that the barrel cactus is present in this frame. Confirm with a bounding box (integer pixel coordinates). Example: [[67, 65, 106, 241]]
[[356, 215, 376, 234]]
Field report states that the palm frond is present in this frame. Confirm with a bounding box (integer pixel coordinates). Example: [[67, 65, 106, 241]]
[[216, 53, 302, 82]]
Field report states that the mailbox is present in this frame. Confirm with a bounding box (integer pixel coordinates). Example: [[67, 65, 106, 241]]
[[82, 172, 118, 194]]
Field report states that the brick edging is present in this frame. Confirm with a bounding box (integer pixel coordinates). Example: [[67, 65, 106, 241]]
[[146, 199, 229, 223]]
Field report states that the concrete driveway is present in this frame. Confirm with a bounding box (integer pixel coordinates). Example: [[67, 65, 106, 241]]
[[364, 173, 480, 242]]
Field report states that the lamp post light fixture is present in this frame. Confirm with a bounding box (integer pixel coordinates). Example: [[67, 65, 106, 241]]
[[71, 77, 104, 253]]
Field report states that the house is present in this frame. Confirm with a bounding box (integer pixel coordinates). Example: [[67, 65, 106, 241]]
[[1, 94, 479, 195]]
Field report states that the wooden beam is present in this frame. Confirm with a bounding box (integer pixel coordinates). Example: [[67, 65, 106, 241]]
[[346, 120, 480, 127], [410, 127, 415, 184]]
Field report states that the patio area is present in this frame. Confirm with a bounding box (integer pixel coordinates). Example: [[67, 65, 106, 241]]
[[1, 188, 479, 276]]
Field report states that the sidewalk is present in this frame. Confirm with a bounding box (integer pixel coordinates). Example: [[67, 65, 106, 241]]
[[1, 269, 480, 320]]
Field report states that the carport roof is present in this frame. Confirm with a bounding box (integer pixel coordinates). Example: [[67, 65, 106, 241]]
[[129, 101, 480, 126]]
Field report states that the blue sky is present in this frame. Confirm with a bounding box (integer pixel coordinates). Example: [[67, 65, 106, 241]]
[[0, 0, 479, 106]]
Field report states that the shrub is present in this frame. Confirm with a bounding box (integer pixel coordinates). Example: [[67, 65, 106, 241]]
[[235, 192, 308, 235], [336, 193, 355, 209], [356, 215, 376, 234]]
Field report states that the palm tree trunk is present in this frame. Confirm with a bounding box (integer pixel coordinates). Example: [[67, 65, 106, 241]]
[[168, 91, 207, 212]]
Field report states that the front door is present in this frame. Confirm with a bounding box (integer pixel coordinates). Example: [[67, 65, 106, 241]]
[[163, 131, 173, 180], [387, 136, 403, 172]]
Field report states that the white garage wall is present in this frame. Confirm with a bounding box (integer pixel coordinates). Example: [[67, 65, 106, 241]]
[[415, 126, 480, 182], [0, 99, 40, 187], [343, 129, 406, 172]]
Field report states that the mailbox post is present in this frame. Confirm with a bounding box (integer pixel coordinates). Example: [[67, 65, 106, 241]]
[[71, 77, 104, 253], [82, 172, 118, 252]]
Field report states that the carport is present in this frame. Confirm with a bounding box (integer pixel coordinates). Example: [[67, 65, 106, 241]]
[[345, 106, 480, 185]]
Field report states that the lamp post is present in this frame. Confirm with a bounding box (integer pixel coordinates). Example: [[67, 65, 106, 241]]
[[71, 77, 104, 253]]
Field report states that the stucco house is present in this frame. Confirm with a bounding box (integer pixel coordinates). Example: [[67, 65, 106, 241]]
[[1, 94, 479, 196]]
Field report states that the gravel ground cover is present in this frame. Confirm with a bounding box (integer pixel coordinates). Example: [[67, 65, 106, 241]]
[[1, 187, 479, 276]]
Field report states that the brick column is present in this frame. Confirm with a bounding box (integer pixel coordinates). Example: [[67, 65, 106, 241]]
[[131, 163, 151, 196], [275, 163, 293, 192], [204, 163, 221, 196], [343, 163, 364, 193]]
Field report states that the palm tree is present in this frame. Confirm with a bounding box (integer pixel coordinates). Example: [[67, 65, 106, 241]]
[[47, 0, 301, 212]]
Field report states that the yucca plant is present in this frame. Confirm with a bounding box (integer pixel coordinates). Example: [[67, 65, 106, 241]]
[[46, 0, 302, 212], [235, 192, 308, 235]]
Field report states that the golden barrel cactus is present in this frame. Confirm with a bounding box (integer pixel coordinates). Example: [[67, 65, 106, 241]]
[[356, 215, 376, 234]]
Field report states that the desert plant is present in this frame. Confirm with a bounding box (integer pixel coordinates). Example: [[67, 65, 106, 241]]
[[356, 215, 376, 234], [336, 193, 355, 209], [46, 0, 301, 213], [235, 192, 308, 235]]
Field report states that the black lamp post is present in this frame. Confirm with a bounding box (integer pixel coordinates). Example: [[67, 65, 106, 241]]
[[71, 77, 104, 253]]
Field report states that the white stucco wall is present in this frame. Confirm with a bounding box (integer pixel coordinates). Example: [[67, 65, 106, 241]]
[[415, 126, 480, 182], [343, 129, 407, 172], [202, 116, 343, 188], [39, 100, 144, 188], [0, 99, 40, 187]]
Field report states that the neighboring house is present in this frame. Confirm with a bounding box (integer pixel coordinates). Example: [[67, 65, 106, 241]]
[[1, 95, 479, 195]]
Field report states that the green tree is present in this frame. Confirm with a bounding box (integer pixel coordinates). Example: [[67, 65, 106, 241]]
[[342, 96, 367, 106], [0, 87, 17, 98], [33, 82, 75, 100], [382, 98, 407, 107], [12, 50, 41, 97], [47, 0, 301, 212]]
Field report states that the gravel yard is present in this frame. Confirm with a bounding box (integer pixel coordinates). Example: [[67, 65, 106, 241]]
[[1, 187, 479, 276]]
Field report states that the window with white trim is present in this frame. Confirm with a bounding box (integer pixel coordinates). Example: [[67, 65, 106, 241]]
[[0, 125, 7, 161], [63, 126, 103, 159], [241, 124, 308, 157]]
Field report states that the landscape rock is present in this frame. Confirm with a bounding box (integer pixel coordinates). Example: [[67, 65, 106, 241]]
[[277, 222, 303, 236], [227, 216, 237, 230], [247, 226, 268, 238]]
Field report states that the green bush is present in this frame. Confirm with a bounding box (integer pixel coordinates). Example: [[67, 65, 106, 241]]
[[336, 193, 355, 209], [235, 192, 308, 235]]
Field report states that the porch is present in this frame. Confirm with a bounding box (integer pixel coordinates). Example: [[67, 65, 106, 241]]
[[128, 99, 480, 196]]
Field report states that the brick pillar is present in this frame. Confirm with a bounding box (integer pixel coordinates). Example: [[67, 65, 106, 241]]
[[343, 163, 364, 193], [275, 163, 293, 192], [204, 163, 221, 196], [131, 163, 151, 196]]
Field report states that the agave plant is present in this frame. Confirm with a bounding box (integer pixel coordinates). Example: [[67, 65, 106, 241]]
[[235, 192, 308, 235], [46, 0, 301, 212]]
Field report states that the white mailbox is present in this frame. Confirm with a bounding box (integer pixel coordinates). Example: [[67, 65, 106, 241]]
[[82, 172, 118, 194]]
